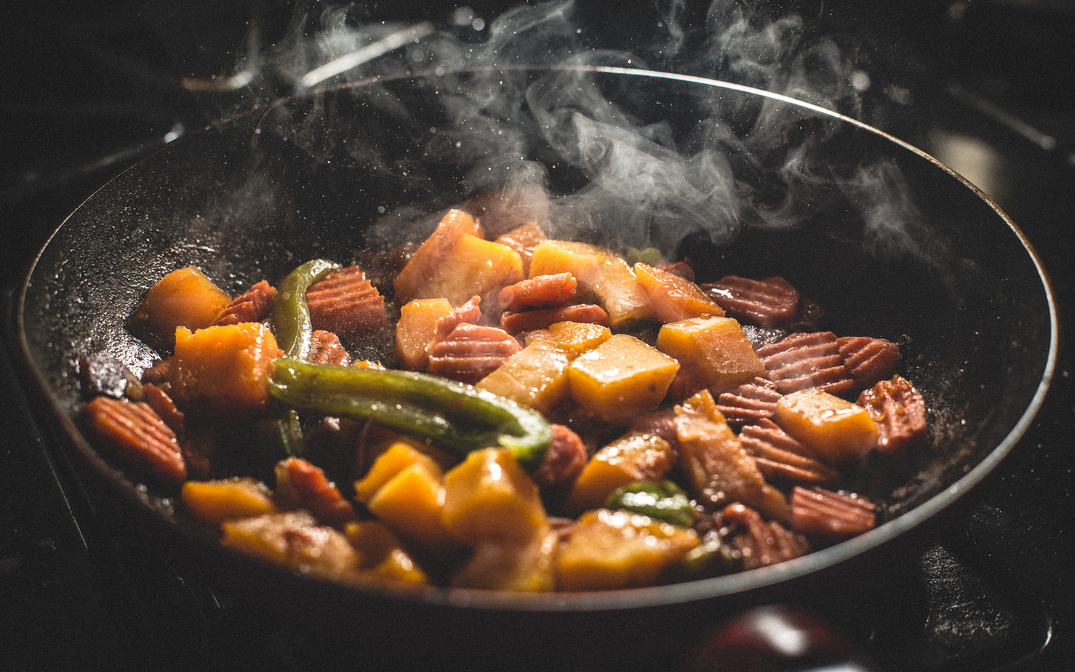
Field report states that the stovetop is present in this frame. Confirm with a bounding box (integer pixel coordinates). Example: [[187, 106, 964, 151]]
[[2, 2, 1073, 670]]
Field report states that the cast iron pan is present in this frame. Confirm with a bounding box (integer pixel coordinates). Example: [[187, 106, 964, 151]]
[[16, 66, 1057, 670]]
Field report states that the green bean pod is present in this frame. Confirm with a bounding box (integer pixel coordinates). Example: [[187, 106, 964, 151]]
[[606, 480, 697, 527], [267, 358, 552, 469], [269, 259, 340, 360]]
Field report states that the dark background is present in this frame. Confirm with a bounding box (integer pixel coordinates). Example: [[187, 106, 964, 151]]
[[2, 1, 1073, 670]]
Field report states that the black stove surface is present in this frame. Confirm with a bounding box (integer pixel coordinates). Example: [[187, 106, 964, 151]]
[[3, 2, 1073, 670]]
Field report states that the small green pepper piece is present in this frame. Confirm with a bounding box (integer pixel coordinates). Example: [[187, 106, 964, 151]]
[[269, 259, 341, 360], [267, 358, 553, 470], [606, 480, 697, 527]]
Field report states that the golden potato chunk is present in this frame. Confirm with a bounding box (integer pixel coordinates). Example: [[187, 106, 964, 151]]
[[526, 320, 612, 357], [568, 334, 680, 423], [394, 298, 454, 371], [635, 262, 725, 322], [344, 521, 430, 585], [450, 529, 558, 592], [168, 323, 282, 416], [394, 209, 523, 307], [555, 509, 699, 591], [182, 477, 277, 528], [528, 240, 654, 326], [773, 388, 880, 465], [564, 432, 676, 514], [127, 267, 232, 350], [477, 340, 572, 414], [674, 390, 788, 521], [221, 511, 360, 578], [441, 448, 548, 545], [657, 316, 766, 394]]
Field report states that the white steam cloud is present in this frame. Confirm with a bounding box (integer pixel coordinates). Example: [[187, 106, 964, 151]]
[[199, 0, 947, 269]]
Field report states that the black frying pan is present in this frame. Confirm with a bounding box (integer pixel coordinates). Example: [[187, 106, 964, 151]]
[[16, 66, 1057, 670]]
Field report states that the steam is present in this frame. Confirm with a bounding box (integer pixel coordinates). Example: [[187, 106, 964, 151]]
[[197, 0, 946, 269]]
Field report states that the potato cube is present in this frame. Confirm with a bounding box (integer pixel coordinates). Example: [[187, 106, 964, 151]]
[[529, 240, 653, 326], [394, 209, 523, 307], [635, 262, 725, 322], [477, 340, 572, 414], [344, 521, 430, 585], [441, 448, 548, 544], [353, 440, 443, 503], [450, 529, 558, 592], [555, 509, 699, 591], [395, 298, 454, 371], [221, 511, 360, 578], [774, 388, 880, 465], [526, 321, 612, 358], [657, 317, 766, 394], [181, 477, 278, 528], [366, 462, 456, 553], [127, 267, 232, 351], [674, 389, 788, 521], [564, 432, 676, 514], [568, 334, 680, 423], [168, 323, 282, 416]]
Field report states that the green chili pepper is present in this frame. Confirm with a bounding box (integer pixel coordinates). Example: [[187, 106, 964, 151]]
[[267, 358, 553, 470], [670, 536, 745, 582], [269, 259, 340, 360], [606, 480, 697, 527], [256, 410, 306, 460]]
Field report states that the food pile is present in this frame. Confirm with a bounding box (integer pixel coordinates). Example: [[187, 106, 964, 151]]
[[78, 203, 927, 592]]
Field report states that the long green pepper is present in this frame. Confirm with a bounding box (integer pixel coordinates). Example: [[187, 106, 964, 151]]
[[260, 258, 339, 459], [269, 258, 341, 360], [268, 358, 552, 470]]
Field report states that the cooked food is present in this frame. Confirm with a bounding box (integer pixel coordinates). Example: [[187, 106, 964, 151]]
[[78, 204, 928, 592]]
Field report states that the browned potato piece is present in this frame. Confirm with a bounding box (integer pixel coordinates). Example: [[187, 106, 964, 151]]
[[127, 267, 232, 350], [168, 323, 282, 417], [555, 509, 699, 591], [674, 389, 788, 521], [528, 240, 654, 326], [394, 209, 523, 307], [657, 316, 766, 394], [181, 477, 277, 528], [773, 388, 880, 465], [568, 334, 680, 423], [441, 448, 548, 545], [564, 432, 676, 514]]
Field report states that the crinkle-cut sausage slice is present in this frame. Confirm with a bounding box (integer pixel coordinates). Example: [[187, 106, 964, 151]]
[[790, 486, 876, 540], [756, 331, 857, 396], [531, 424, 588, 489], [307, 330, 352, 367], [499, 303, 609, 335], [82, 396, 186, 487], [215, 280, 276, 326], [142, 383, 185, 437], [837, 336, 901, 390], [275, 457, 358, 529], [739, 419, 840, 485], [426, 323, 522, 383], [429, 296, 482, 347], [498, 272, 578, 312], [722, 503, 810, 569], [701, 275, 800, 328], [857, 375, 927, 457], [716, 377, 782, 428], [306, 266, 387, 338]]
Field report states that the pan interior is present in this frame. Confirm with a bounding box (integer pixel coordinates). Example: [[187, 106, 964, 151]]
[[17, 66, 1055, 610]]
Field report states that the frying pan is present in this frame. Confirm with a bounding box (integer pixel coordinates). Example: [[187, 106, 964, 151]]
[[16, 66, 1057, 670]]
